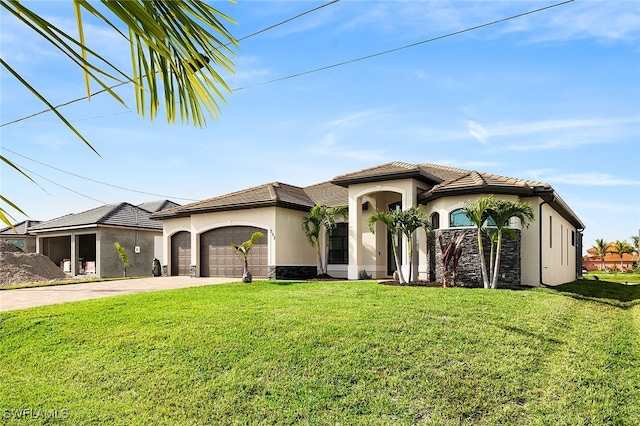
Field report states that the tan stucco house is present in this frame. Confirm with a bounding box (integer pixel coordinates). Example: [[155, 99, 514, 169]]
[[153, 162, 585, 287]]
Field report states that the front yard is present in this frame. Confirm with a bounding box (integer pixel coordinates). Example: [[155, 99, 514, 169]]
[[1, 280, 638, 425]]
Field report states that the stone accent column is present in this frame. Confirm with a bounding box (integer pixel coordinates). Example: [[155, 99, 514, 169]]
[[190, 265, 196, 278], [162, 265, 168, 277]]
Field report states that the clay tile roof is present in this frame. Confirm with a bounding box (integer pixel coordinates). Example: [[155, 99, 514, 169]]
[[153, 182, 321, 218], [304, 181, 348, 207]]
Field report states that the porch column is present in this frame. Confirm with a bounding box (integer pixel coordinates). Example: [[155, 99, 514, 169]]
[[70, 232, 78, 276], [162, 229, 170, 276], [190, 228, 198, 278], [347, 194, 362, 280]]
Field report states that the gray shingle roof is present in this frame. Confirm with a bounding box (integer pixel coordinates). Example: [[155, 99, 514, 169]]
[[137, 200, 180, 213], [0, 220, 41, 235], [29, 203, 162, 232]]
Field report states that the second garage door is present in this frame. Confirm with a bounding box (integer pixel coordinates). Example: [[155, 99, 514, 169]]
[[200, 226, 268, 278]]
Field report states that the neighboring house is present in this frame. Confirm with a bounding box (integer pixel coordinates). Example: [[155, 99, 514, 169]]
[[0, 220, 41, 252], [29, 201, 178, 278], [583, 245, 638, 271], [153, 162, 585, 287]]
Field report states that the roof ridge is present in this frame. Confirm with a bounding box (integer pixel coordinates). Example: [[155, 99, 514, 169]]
[[97, 202, 130, 223], [418, 163, 471, 174], [391, 161, 418, 170]]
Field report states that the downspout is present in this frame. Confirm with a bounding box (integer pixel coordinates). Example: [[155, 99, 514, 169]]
[[539, 194, 554, 287]]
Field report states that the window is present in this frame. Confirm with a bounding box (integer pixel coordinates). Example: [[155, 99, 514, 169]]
[[571, 230, 575, 247], [431, 212, 440, 230], [549, 216, 553, 248], [450, 209, 473, 227], [7, 239, 24, 249], [328, 223, 348, 264]]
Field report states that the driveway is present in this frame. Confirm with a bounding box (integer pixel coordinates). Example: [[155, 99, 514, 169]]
[[0, 276, 237, 312]]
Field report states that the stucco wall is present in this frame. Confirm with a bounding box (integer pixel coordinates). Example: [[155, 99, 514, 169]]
[[161, 207, 317, 277], [539, 202, 580, 286], [98, 227, 159, 278], [275, 208, 316, 266]]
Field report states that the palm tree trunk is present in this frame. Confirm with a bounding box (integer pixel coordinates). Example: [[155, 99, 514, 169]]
[[392, 243, 406, 284], [477, 230, 490, 289], [316, 247, 324, 275], [491, 232, 503, 289]]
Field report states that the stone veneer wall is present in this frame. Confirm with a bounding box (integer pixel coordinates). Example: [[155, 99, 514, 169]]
[[431, 229, 521, 288], [268, 266, 317, 280]]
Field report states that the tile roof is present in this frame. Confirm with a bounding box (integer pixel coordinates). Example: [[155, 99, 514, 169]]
[[29, 203, 163, 232], [0, 220, 41, 236], [304, 181, 349, 207], [137, 200, 180, 213], [150, 161, 583, 229]]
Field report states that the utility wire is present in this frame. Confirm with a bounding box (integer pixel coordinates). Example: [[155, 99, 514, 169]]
[[0, 0, 340, 128], [14, 162, 108, 205], [233, 0, 574, 91], [2, 147, 200, 202]]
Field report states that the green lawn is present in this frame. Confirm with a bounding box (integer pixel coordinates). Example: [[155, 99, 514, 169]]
[[583, 270, 640, 284], [1, 280, 638, 425]]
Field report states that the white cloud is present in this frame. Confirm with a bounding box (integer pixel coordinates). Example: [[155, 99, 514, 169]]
[[467, 120, 489, 144], [312, 132, 387, 162]]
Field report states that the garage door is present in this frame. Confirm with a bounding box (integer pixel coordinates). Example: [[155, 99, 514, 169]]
[[171, 231, 191, 276], [200, 226, 268, 278]]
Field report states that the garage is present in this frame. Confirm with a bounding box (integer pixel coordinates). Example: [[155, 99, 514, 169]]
[[171, 231, 191, 276], [200, 226, 268, 278]]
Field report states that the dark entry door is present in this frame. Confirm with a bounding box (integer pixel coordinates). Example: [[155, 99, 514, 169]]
[[171, 231, 191, 276]]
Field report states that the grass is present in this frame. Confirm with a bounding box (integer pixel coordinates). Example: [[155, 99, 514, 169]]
[[582, 270, 640, 284], [1, 280, 638, 425]]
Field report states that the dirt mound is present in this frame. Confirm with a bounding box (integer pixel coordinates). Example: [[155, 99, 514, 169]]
[[0, 241, 66, 287]]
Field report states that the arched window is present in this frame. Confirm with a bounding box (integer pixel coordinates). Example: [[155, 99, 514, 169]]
[[449, 209, 473, 227], [431, 212, 440, 229]]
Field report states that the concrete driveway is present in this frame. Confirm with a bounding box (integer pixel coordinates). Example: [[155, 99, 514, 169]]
[[0, 276, 238, 312]]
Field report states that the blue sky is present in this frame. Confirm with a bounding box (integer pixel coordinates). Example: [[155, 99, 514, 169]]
[[1, 0, 639, 252]]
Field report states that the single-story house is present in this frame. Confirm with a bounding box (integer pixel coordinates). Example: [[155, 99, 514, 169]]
[[153, 162, 585, 287], [0, 220, 41, 252], [29, 200, 178, 278]]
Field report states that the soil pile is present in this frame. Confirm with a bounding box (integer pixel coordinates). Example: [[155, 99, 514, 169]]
[[0, 241, 66, 287]]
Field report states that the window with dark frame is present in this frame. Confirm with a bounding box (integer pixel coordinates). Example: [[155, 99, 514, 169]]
[[449, 209, 473, 227], [328, 223, 348, 265]]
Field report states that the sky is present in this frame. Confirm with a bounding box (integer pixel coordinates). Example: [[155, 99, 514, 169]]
[[1, 0, 639, 252]]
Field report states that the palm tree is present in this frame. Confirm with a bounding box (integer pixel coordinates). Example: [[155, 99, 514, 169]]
[[611, 240, 634, 271], [398, 206, 432, 282], [594, 239, 610, 271], [368, 209, 406, 284], [302, 204, 348, 276], [462, 196, 494, 289], [631, 235, 640, 256], [367, 206, 431, 284], [1, 1, 237, 227], [231, 232, 265, 283], [486, 199, 534, 289]]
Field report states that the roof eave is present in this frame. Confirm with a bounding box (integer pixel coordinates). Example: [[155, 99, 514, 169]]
[[332, 170, 441, 188]]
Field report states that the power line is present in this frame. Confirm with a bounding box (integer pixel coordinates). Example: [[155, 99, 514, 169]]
[[233, 0, 575, 91], [14, 162, 108, 205], [0, 0, 341, 128], [2, 147, 200, 202]]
